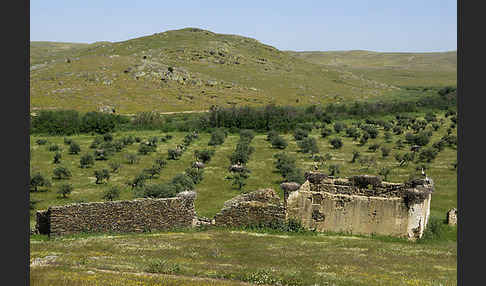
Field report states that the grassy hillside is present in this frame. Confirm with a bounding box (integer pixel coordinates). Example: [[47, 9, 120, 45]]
[[30, 28, 427, 114], [288, 50, 457, 88], [30, 41, 92, 66]]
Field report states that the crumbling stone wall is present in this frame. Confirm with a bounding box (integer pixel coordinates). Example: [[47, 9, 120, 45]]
[[36, 191, 196, 236], [286, 174, 434, 239], [213, 189, 285, 227]]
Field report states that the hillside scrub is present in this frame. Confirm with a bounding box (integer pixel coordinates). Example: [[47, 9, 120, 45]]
[[30, 90, 455, 136]]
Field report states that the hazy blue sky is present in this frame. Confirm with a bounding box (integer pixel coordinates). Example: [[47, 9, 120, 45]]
[[30, 0, 456, 52]]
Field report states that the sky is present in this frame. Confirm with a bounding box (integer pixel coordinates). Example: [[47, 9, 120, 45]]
[[30, 0, 457, 52]]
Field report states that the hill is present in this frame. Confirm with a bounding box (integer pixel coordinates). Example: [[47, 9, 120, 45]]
[[30, 28, 428, 114], [287, 50, 457, 88]]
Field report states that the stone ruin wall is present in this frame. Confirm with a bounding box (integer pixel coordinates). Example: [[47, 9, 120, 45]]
[[36, 191, 196, 236], [286, 175, 433, 239], [35, 175, 433, 240], [213, 189, 285, 227]]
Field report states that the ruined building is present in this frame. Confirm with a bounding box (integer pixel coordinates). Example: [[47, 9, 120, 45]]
[[286, 173, 434, 239], [35, 173, 433, 240]]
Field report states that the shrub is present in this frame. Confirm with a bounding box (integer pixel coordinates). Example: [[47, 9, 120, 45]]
[[274, 152, 305, 184], [125, 153, 139, 164], [57, 184, 73, 198], [285, 168, 305, 184], [31, 110, 81, 135], [194, 149, 215, 163], [297, 122, 314, 132], [154, 157, 168, 169], [359, 132, 369, 146], [48, 144, 61, 152], [145, 258, 182, 274], [384, 131, 392, 143], [329, 137, 343, 149], [171, 174, 195, 192], [274, 152, 296, 178], [80, 154, 94, 168], [80, 111, 116, 134], [320, 128, 332, 138], [63, 137, 73, 145], [441, 134, 457, 147], [231, 173, 247, 191], [432, 123, 440, 131], [395, 139, 404, 149], [358, 156, 377, 171], [141, 183, 178, 199], [208, 129, 226, 146], [420, 217, 448, 241], [293, 128, 308, 141], [30, 173, 51, 192], [128, 173, 148, 190], [36, 139, 48, 145], [424, 112, 437, 122], [94, 169, 110, 184], [102, 186, 120, 201], [418, 147, 439, 163], [345, 127, 360, 140], [381, 146, 391, 157], [160, 134, 173, 143], [52, 166, 72, 180], [432, 140, 446, 152], [328, 164, 341, 176], [53, 152, 62, 164], [167, 149, 182, 160], [240, 129, 255, 141], [68, 142, 81, 155], [135, 136, 142, 143], [368, 143, 381, 152], [138, 143, 154, 155], [333, 122, 346, 133], [90, 136, 103, 149], [121, 135, 135, 145], [93, 149, 109, 161], [360, 124, 379, 138], [109, 161, 121, 173], [143, 165, 161, 179], [185, 167, 204, 184], [393, 126, 403, 135], [271, 135, 288, 149], [266, 130, 279, 142], [395, 152, 415, 167], [406, 131, 431, 146], [379, 167, 392, 181], [298, 137, 319, 154], [183, 132, 198, 146], [229, 141, 254, 165], [351, 150, 361, 163]]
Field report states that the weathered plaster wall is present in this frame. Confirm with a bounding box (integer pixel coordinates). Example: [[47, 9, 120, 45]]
[[286, 175, 433, 239]]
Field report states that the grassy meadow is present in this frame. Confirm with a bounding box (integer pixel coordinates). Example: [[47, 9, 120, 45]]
[[29, 108, 458, 285], [29, 111, 457, 222]]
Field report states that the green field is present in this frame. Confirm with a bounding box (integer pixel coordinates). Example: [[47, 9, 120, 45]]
[[29, 110, 457, 285], [30, 227, 456, 286]]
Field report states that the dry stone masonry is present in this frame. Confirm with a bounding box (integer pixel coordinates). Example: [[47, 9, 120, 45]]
[[36, 191, 196, 236], [286, 173, 434, 239], [213, 189, 285, 227]]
